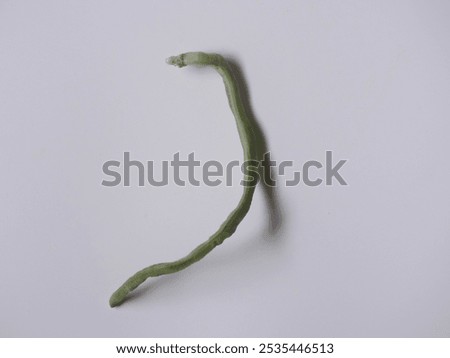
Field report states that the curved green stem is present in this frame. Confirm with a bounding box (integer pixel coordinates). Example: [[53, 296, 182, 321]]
[[109, 52, 258, 307]]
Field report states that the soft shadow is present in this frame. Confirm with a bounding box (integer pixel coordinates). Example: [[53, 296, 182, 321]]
[[225, 56, 283, 235]]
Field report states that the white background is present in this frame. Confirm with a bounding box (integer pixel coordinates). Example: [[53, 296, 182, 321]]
[[1, 1, 449, 337]]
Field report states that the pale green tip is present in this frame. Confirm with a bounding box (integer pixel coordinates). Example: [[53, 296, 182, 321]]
[[166, 55, 186, 68], [109, 295, 121, 308], [109, 289, 127, 307]]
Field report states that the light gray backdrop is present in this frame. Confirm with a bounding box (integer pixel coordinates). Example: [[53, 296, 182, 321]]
[[1, 0, 449, 337]]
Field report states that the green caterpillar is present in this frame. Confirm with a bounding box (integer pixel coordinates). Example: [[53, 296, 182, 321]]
[[109, 52, 258, 307]]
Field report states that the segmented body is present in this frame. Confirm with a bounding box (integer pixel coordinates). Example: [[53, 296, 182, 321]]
[[109, 52, 258, 307]]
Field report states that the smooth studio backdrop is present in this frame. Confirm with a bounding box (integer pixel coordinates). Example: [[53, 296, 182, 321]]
[[1, 1, 449, 337]]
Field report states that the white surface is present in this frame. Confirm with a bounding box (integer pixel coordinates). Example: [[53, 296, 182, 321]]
[[1, 1, 449, 337]]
